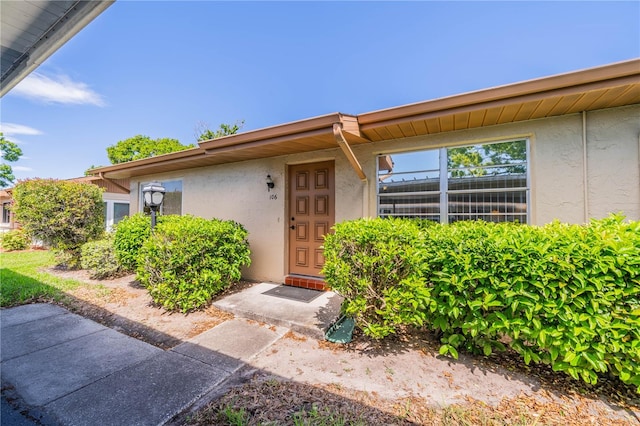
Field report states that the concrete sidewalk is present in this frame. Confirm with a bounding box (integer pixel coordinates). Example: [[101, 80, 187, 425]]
[[0, 283, 343, 425]]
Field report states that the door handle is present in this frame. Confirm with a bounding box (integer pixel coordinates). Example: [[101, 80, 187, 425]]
[[289, 225, 296, 230]]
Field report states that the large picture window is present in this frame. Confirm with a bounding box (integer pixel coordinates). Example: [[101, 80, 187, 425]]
[[378, 139, 529, 223], [140, 180, 182, 215]]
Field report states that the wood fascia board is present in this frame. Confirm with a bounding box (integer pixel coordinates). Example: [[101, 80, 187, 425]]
[[358, 60, 640, 125], [360, 75, 640, 131], [198, 113, 345, 150], [99, 153, 211, 179], [89, 148, 204, 176], [204, 127, 335, 155]]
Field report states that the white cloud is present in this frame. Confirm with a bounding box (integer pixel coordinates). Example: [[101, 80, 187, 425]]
[[11, 72, 105, 106], [13, 166, 33, 172], [0, 123, 43, 136]]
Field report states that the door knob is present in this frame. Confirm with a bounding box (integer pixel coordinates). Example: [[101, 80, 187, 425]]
[[290, 225, 296, 230]]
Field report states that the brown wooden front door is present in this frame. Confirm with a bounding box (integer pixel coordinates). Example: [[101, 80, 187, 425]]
[[288, 161, 335, 277]]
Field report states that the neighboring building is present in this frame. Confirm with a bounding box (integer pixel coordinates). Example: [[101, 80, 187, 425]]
[[0, 189, 15, 232], [0, 177, 130, 233], [90, 59, 640, 287]]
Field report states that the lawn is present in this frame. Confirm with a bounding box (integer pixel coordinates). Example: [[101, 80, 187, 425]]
[[0, 250, 86, 306]]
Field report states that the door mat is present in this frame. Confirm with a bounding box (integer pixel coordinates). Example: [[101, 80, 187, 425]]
[[262, 285, 323, 303]]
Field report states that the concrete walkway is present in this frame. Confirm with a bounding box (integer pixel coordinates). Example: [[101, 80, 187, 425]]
[[1, 284, 342, 426]]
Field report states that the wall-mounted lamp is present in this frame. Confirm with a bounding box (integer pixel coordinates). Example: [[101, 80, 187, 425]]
[[266, 175, 275, 191]]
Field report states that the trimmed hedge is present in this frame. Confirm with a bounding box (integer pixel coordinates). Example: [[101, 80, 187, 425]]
[[136, 215, 251, 312], [323, 215, 640, 390]]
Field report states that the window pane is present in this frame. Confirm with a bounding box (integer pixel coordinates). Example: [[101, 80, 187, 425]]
[[448, 190, 528, 223], [2, 203, 10, 223], [378, 149, 440, 220], [161, 180, 182, 215], [379, 193, 440, 221], [113, 203, 129, 224], [448, 140, 527, 191]]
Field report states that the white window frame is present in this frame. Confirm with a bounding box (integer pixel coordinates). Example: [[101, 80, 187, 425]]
[[104, 200, 130, 231]]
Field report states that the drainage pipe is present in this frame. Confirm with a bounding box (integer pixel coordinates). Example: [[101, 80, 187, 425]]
[[582, 111, 589, 222], [332, 123, 367, 181]]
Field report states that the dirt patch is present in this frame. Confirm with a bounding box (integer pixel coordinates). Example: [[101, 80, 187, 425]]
[[48, 268, 241, 349], [187, 375, 636, 426], [43, 268, 639, 424]]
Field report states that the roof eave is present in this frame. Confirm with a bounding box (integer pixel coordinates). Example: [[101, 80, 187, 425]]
[[358, 58, 640, 125], [198, 112, 353, 150]]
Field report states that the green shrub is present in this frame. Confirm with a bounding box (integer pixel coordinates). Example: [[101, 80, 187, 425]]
[[113, 213, 153, 271], [81, 238, 124, 279], [0, 229, 31, 251], [11, 178, 104, 268], [136, 215, 251, 312], [323, 215, 640, 390], [323, 218, 431, 338]]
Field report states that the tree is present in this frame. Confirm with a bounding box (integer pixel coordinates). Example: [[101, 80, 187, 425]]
[[195, 120, 244, 142], [1, 133, 23, 188], [84, 165, 104, 176], [448, 140, 527, 177], [106, 135, 194, 164], [12, 179, 104, 268]]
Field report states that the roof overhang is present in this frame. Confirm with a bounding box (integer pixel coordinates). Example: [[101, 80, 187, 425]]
[[96, 113, 369, 179], [358, 59, 640, 141], [1, 0, 115, 97], [91, 58, 640, 180]]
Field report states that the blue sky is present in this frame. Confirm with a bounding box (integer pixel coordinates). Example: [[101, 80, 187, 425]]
[[1, 1, 639, 180]]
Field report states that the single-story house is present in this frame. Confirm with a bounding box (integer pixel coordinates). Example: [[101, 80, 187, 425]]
[[0, 176, 130, 233], [90, 59, 640, 288]]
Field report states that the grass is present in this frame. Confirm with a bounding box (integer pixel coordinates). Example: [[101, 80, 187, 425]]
[[0, 250, 86, 306]]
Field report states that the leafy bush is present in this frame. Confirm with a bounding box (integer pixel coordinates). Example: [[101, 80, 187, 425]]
[[113, 213, 153, 271], [81, 238, 124, 279], [322, 218, 431, 337], [323, 215, 640, 390], [0, 229, 31, 251], [11, 178, 104, 268], [136, 215, 251, 312]]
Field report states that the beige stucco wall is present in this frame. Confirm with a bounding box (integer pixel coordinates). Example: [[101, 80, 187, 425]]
[[357, 104, 639, 224], [130, 150, 367, 282], [130, 104, 639, 282]]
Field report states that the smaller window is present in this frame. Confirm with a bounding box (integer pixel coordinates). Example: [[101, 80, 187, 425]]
[[2, 202, 11, 224], [113, 203, 129, 225]]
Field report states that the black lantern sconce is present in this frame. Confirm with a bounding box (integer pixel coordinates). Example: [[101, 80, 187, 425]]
[[266, 175, 275, 191], [142, 181, 166, 231]]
